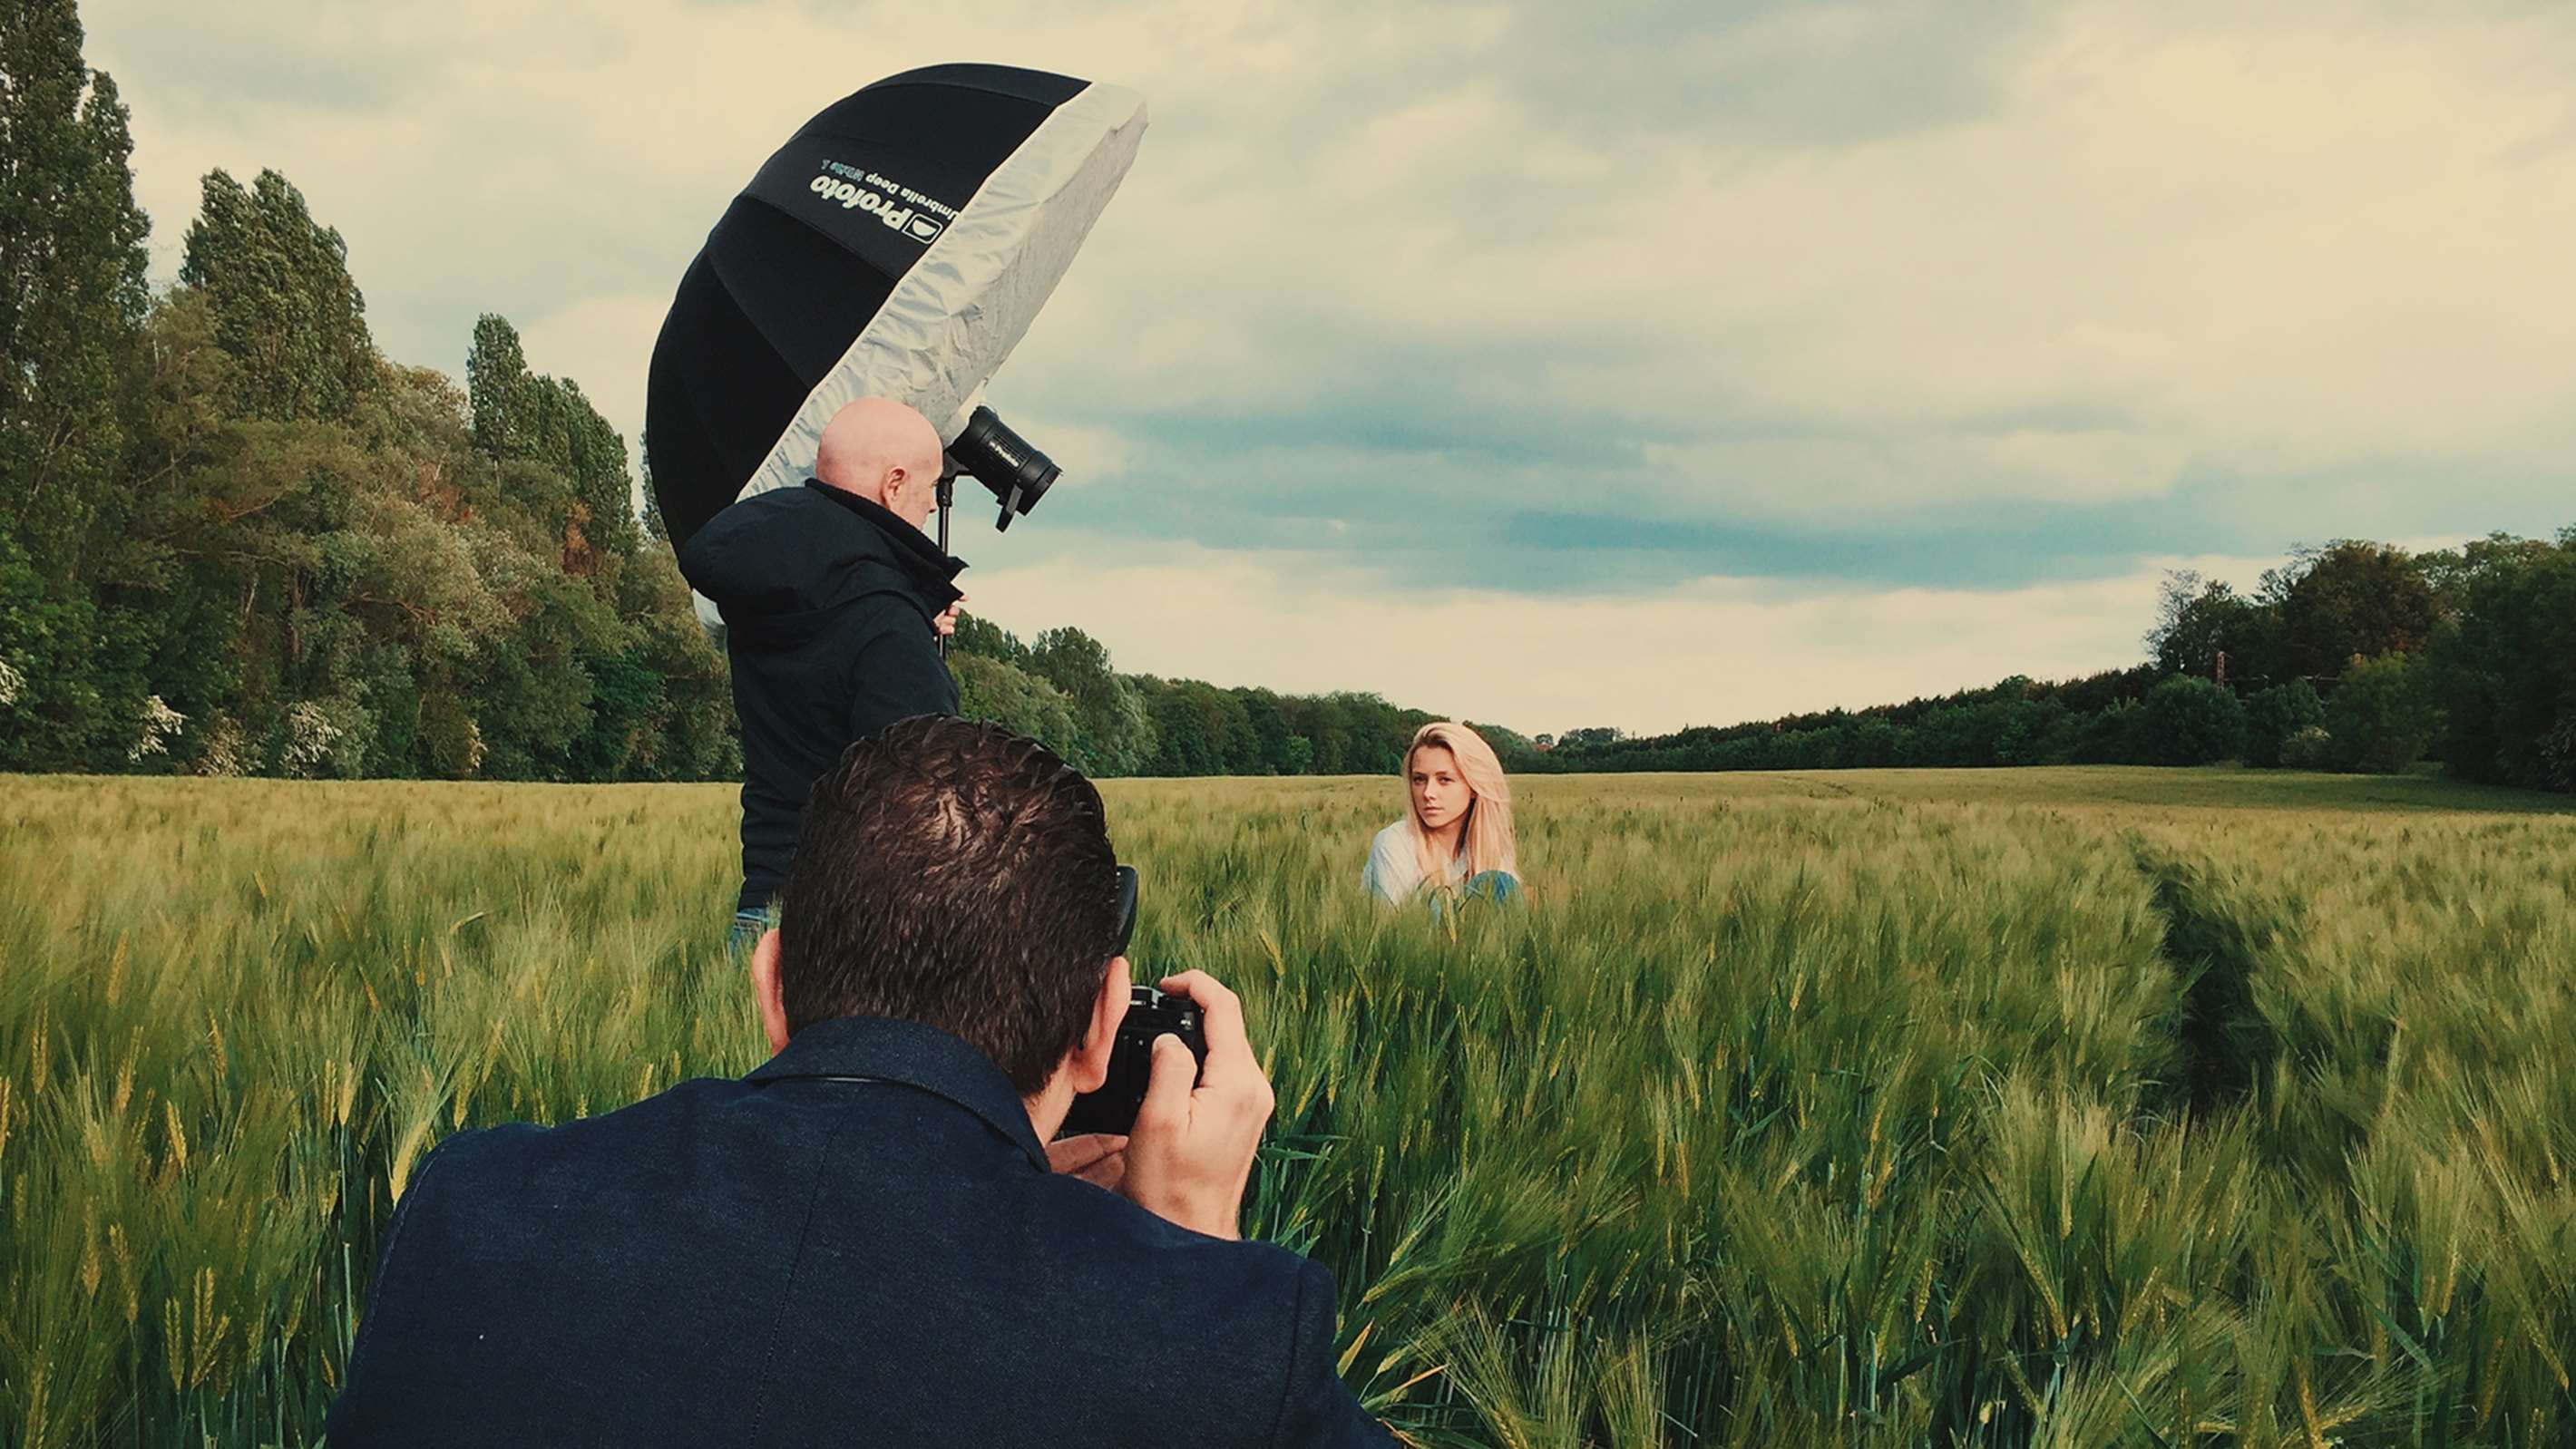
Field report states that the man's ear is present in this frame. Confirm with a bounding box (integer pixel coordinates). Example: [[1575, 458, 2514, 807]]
[[1070, 955, 1131, 1094], [751, 928, 791, 1054]]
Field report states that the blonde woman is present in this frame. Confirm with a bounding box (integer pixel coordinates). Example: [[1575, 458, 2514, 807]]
[[1363, 722, 1522, 908]]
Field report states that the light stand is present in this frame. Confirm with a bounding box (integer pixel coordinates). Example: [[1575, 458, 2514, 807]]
[[935, 473, 955, 660]]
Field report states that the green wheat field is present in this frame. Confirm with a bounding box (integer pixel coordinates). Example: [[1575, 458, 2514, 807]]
[[5, 768, 2574, 1447]]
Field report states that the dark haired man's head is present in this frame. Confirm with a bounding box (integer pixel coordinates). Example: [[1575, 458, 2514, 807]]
[[755, 715, 1125, 1096]]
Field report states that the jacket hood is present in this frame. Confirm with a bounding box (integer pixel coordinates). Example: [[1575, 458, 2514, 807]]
[[678, 481, 965, 626]]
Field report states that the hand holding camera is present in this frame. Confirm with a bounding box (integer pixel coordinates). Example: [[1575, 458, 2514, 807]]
[[1060, 984, 1206, 1138], [1047, 982, 1204, 1188], [1048, 870, 1271, 1236], [1117, 970, 1273, 1240]]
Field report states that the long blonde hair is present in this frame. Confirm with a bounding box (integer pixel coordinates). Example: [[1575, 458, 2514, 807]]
[[1404, 722, 1517, 882]]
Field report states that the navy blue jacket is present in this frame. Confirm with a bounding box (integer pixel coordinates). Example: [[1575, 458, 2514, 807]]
[[324, 1016, 1390, 1447], [678, 482, 964, 913]]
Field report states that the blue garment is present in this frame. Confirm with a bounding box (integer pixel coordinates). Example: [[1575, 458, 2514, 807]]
[[727, 906, 771, 955], [1429, 870, 1522, 922], [324, 1015, 1390, 1448]]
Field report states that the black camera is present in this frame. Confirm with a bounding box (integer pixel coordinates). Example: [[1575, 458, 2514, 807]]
[[1060, 986, 1205, 1137], [944, 404, 1059, 532]]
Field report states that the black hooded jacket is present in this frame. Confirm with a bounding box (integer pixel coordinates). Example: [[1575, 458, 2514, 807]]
[[678, 481, 964, 913]]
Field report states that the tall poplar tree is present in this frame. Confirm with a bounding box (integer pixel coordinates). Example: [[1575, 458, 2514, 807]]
[[179, 168, 374, 423], [466, 312, 639, 563], [0, 0, 150, 569], [0, 0, 151, 767]]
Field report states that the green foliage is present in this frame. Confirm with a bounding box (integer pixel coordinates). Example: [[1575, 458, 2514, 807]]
[[566, 648, 664, 780], [0, 0, 149, 594], [2326, 651, 2443, 773], [0, 13, 731, 790], [1139, 677, 1244, 775], [178, 169, 372, 424], [4, 770, 2573, 1445], [465, 315, 638, 563], [2129, 676, 2246, 765], [1026, 626, 1156, 775], [2278, 725, 2335, 771], [951, 652, 1084, 765], [611, 551, 739, 784], [2425, 530, 2576, 792], [464, 313, 532, 452], [2267, 540, 2437, 685], [1535, 669, 2168, 775], [950, 616, 1442, 780], [2145, 571, 2269, 681], [2240, 679, 2325, 768], [949, 610, 1029, 666], [0, 0, 151, 733], [0, 531, 117, 768]]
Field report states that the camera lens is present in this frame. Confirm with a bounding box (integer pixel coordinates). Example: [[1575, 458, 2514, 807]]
[[945, 405, 1059, 531]]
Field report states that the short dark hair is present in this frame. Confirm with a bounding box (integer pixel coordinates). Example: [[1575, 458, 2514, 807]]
[[777, 715, 1123, 1094]]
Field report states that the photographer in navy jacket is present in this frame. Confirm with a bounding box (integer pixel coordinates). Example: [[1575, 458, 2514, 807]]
[[325, 715, 1391, 1447], [680, 397, 966, 943]]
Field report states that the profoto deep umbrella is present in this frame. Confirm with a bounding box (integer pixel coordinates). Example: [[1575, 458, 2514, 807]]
[[645, 64, 1147, 551]]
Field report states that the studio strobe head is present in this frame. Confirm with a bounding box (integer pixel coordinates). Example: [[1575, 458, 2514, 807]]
[[946, 406, 1059, 530]]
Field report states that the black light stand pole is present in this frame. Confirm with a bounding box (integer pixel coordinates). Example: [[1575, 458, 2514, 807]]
[[935, 473, 955, 660]]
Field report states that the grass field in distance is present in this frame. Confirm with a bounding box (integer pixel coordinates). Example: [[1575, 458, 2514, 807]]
[[3, 765, 2572, 1447]]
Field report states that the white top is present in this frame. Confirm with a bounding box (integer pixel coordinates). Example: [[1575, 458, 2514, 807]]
[[1362, 822, 1469, 905]]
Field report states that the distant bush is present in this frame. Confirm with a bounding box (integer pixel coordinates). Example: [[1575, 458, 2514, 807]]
[[2328, 652, 2444, 773], [2279, 726, 2336, 770], [2133, 676, 2248, 765], [2243, 680, 2327, 768], [2054, 698, 2144, 764]]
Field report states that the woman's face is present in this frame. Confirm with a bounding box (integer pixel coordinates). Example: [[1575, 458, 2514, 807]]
[[1409, 746, 1472, 834]]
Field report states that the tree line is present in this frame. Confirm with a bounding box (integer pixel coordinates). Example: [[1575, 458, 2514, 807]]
[[0, 2, 736, 780], [946, 615, 1533, 782], [1527, 536, 2575, 793], [953, 530, 2574, 796]]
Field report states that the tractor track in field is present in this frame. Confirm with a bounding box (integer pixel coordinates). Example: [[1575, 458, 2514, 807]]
[[2132, 845, 2287, 1124]]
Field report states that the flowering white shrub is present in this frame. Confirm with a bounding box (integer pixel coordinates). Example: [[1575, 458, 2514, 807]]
[[127, 695, 187, 763], [283, 701, 345, 778], [0, 656, 23, 707], [194, 716, 249, 777]]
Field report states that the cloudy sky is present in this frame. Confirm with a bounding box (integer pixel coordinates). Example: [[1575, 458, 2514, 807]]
[[84, 0, 2576, 736]]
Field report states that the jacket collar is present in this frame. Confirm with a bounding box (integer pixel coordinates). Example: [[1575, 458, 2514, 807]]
[[804, 481, 967, 600], [744, 1015, 1047, 1173]]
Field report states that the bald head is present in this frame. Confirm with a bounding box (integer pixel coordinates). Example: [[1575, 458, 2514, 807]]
[[814, 398, 945, 530]]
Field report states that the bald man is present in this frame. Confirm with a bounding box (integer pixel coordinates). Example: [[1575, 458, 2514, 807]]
[[678, 398, 969, 940]]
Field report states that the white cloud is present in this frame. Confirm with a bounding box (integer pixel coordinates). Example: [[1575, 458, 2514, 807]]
[[96, 1, 2576, 482], [1639, 426, 2200, 520]]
